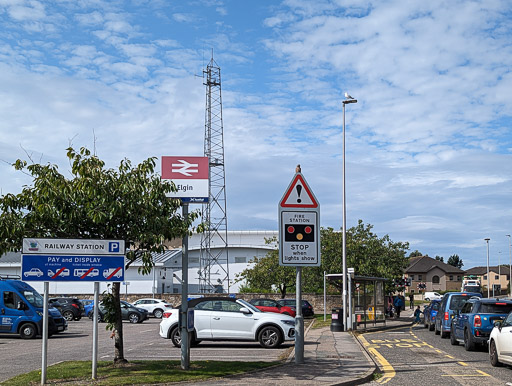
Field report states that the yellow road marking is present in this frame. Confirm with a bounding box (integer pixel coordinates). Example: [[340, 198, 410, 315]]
[[445, 354, 455, 359], [458, 361, 468, 366], [476, 369, 490, 376], [357, 334, 395, 384]]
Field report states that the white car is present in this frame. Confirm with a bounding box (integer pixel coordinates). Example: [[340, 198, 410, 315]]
[[132, 298, 173, 318], [159, 297, 295, 349], [424, 292, 442, 301], [489, 311, 512, 367]]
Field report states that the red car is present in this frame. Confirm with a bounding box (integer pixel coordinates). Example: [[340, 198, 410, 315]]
[[249, 298, 296, 317]]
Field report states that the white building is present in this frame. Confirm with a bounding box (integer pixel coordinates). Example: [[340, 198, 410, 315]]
[[0, 231, 277, 295]]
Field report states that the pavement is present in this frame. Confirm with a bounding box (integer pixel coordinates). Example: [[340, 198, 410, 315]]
[[185, 308, 417, 386]]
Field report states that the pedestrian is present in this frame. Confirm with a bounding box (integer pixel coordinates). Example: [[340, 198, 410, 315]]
[[409, 293, 414, 309], [393, 295, 402, 318], [414, 305, 422, 323]]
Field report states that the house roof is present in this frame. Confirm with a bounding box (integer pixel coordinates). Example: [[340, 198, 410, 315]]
[[0, 252, 22, 264], [405, 255, 465, 274], [465, 265, 509, 275]]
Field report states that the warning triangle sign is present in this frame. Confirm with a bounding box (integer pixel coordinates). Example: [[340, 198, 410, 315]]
[[279, 173, 319, 208]]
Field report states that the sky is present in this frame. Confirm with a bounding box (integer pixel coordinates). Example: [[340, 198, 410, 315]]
[[1, 0, 512, 270]]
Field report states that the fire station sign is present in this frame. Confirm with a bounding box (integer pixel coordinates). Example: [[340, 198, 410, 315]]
[[279, 173, 321, 266]]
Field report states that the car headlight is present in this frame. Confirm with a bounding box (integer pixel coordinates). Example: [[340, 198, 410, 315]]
[[281, 320, 295, 326]]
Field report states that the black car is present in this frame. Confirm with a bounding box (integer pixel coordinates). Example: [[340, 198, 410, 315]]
[[277, 299, 315, 317], [49, 297, 84, 321], [94, 300, 149, 323]]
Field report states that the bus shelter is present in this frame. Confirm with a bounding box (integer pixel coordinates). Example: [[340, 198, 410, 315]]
[[326, 274, 387, 330]]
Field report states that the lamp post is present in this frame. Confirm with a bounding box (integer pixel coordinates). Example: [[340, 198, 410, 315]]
[[342, 93, 357, 331], [485, 238, 490, 298], [507, 235, 511, 296]]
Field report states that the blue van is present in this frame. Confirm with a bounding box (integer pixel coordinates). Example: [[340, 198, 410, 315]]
[[434, 292, 482, 338], [0, 277, 67, 338]]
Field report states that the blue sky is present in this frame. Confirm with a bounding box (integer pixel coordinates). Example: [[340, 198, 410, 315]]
[[1, 0, 512, 270]]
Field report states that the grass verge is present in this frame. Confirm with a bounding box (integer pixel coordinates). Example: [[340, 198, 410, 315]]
[[311, 313, 331, 329], [3, 360, 279, 385]]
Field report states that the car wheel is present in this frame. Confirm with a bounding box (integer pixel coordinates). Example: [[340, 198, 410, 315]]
[[258, 326, 282, 349], [153, 309, 163, 319], [434, 322, 440, 335], [489, 339, 502, 367], [170, 327, 181, 348], [428, 321, 434, 331], [425, 298, 430, 302], [441, 329, 449, 339], [19, 323, 37, 339], [464, 329, 475, 351], [63, 310, 74, 321], [450, 326, 459, 346], [128, 313, 140, 324]]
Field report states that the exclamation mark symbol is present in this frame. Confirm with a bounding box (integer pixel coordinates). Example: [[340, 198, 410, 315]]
[[296, 184, 302, 203]]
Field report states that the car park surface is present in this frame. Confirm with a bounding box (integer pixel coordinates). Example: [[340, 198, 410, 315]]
[[0, 318, 292, 383]]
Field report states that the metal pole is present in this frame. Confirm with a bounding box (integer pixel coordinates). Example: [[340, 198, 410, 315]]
[[41, 281, 49, 385], [348, 273, 352, 330], [92, 282, 99, 380], [323, 271, 326, 322], [295, 266, 304, 364], [181, 203, 190, 370], [485, 238, 490, 298], [342, 101, 347, 332], [507, 235, 512, 297]]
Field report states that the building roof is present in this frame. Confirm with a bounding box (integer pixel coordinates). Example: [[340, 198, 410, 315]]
[[465, 265, 509, 275], [406, 255, 465, 274], [0, 252, 22, 264]]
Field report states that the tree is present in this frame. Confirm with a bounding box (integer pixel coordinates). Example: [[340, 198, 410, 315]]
[[0, 147, 199, 363], [238, 220, 409, 295], [409, 250, 423, 257], [237, 237, 295, 298], [435, 255, 444, 262], [447, 254, 463, 268]]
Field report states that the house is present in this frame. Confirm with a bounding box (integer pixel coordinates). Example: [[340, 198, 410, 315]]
[[405, 256, 465, 293], [464, 265, 510, 295]]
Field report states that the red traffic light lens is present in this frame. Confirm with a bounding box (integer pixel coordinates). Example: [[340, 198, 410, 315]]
[[287, 226, 295, 233], [304, 226, 312, 234]]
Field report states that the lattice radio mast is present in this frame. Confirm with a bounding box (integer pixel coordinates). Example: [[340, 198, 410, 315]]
[[199, 54, 229, 293]]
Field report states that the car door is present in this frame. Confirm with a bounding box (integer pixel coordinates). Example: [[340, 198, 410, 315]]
[[210, 300, 254, 339], [192, 300, 213, 339], [455, 302, 473, 339], [496, 312, 512, 364], [1, 291, 24, 332]]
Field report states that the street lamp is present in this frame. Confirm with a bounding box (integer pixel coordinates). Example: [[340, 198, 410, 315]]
[[342, 93, 357, 331], [507, 235, 511, 296], [485, 238, 490, 298]]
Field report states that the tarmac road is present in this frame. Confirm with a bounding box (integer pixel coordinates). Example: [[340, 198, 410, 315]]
[[0, 317, 292, 382]]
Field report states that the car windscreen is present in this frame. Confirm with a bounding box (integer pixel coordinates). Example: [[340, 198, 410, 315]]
[[237, 299, 261, 312], [449, 295, 471, 311], [22, 290, 44, 308], [463, 286, 481, 293], [479, 303, 512, 314]]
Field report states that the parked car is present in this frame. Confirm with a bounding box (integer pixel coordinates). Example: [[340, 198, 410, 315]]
[[132, 298, 173, 318], [249, 298, 296, 317], [434, 292, 482, 338], [49, 297, 84, 321], [489, 310, 512, 367], [0, 278, 67, 338], [450, 298, 512, 351], [80, 299, 94, 316], [424, 292, 442, 301], [276, 299, 315, 317], [159, 297, 295, 348], [423, 299, 441, 331], [94, 300, 149, 323]]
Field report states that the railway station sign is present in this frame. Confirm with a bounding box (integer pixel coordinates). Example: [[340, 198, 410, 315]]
[[161, 156, 209, 203]]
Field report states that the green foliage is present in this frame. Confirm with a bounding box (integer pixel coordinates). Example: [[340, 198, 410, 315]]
[[409, 250, 422, 257], [447, 254, 463, 268], [0, 147, 200, 362], [435, 255, 444, 262], [237, 220, 409, 296]]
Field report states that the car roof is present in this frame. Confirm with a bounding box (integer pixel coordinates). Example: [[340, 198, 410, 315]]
[[469, 298, 512, 304], [187, 297, 237, 308]]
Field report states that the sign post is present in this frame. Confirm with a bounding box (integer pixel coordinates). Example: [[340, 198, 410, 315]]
[[161, 155, 209, 371], [22, 238, 125, 383], [279, 169, 320, 365]]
